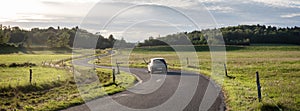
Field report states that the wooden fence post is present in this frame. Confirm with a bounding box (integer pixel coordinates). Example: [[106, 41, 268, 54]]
[[224, 64, 228, 77], [256, 71, 262, 102], [113, 69, 116, 84], [93, 62, 96, 70], [186, 57, 189, 66], [29, 66, 32, 84], [116, 59, 120, 74]]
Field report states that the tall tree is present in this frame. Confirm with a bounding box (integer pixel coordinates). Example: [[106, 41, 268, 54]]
[[46, 31, 57, 48], [58, 32, 70, 48], [108, 34, 116, 47], [0, 30, 10, 44]]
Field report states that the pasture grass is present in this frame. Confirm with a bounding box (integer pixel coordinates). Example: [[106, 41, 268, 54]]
[[0, 66, 136, 110], [222, 51, 300, 111], [0, 66, 71, 89], [0, 54, 72, 65], [0, 49, 136, 110], [0, 46, 72, 54], [95, 45, 300, 110]]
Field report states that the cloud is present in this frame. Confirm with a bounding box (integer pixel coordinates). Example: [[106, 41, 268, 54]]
[[198, 0, 223, 3], [281, 13, 300, 18], [249, 0, 300, 8], [102, 0, 197, 8], [41, 0, 98, 4], [41, 1, 63, 5], [205, 6, 234, 13], [1, 0, 300, 42], [0, 0, 97, 28], [82, 3, 204, 41]]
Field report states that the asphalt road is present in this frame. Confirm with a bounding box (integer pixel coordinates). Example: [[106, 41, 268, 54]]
[[63, 52, 225, 111]]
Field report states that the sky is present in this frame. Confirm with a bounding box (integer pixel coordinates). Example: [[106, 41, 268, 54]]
[[1, 0, 300, 42]]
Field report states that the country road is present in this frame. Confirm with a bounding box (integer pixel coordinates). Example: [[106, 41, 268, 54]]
[[63, 51, 225, 111]]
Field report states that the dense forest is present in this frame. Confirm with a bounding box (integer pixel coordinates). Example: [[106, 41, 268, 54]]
[[138, 24, 300, 46], [0, 25, 133, 49]]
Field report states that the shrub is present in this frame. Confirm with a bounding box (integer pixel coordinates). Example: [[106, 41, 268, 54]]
[[8, 63, 36, 67], [0, 64, 6, 67]]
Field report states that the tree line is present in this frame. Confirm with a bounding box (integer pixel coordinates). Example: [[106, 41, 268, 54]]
[[1, 24, 299, 48], [0, 25, 133, 49], [138, 24, 300, 46]]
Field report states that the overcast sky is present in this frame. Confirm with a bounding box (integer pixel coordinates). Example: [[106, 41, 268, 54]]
[[1, 0, 300, 42]]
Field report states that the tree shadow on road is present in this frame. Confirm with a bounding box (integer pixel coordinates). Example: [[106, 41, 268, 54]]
[[166, 71, 200, 76], [261, 103, 291, 111]]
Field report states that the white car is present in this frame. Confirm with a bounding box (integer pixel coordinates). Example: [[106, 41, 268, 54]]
[[147, 58, 168, 74]]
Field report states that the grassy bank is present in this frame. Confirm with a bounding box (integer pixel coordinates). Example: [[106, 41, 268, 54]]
[[95, 45, 300, 110]]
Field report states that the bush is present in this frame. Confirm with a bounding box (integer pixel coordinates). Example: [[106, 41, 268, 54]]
[[8, 63, 36, 67], [0, 64, 6, 67]]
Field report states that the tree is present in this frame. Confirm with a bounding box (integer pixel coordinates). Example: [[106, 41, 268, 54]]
[[9, 28, 26, 44], [46, 31, 57, 48], [108, 34, 116, 47], [58, 32, 70, 48], [0, 30, 10, 44]]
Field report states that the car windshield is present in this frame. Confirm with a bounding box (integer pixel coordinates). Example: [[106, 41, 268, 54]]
[[153, 59, 166, 65]]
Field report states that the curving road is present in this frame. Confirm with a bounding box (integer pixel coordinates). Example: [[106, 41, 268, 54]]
[[63, 52, 225, 111]]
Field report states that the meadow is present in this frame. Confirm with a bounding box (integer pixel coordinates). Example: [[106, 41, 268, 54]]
[[0, 54, 72, 65], [96, 45, 300, 110], [0, 51, 72, 89], [0, 66, 136, 110], [0, 49, 136, 110]]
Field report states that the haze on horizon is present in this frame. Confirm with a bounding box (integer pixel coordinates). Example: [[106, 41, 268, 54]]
[[1, 0, 300, 42]]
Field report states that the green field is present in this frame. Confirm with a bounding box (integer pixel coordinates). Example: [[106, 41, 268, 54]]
[[1, 45, 299, 110], [0, 67, 71, 88], [0, 67, 136, 110], [0, 54, 72, 65], [96, 45, 300, 110], [0, 53, 72, 89], [0, 49, 136, 110]]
